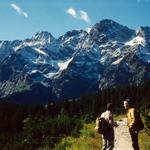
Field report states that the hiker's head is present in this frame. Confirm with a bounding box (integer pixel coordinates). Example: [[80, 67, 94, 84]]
[[123, 99, 133, 109], [107, 103, 113, 111]]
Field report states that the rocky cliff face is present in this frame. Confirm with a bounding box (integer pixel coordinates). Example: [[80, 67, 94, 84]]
[[0, 19, 150, 104]]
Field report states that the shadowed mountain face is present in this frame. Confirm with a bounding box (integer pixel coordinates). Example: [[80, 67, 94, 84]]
[[0, 19, 150, 104]]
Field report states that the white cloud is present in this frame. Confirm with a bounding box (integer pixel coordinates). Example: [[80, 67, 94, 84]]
[[79, 10, 90, 24], [10, 3, 28, 18], [66, 7, 91, 24], [66, 7, 77, 18]]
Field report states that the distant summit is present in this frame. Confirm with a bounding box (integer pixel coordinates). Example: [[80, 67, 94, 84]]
[[33, 31, 55, 43], [89, 19, 135, 43]]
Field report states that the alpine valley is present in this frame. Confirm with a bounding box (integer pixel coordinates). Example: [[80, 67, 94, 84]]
[[0, 19, 150, 104]]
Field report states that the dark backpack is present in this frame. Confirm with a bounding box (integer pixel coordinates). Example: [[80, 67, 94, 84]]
[[136, 112, 144, 131], [95, 117, 110, 134]]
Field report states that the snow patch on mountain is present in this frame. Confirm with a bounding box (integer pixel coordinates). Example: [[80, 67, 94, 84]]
[[112, 57, 123, 65], [34, 48, 48, 56], [0, 41, 3, 47], [125, 36, 145, 46], [58, 57, 73, 71], [32, 57, 48, 64], [44, 72, 57, 78], [63, 37, 74, 44], [30, 70, 38, 74], [100, 55, 108, 64]]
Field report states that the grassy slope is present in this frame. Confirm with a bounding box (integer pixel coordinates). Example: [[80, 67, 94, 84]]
[[139, 130, 150, 150], [54, 122, 102, 150], [53, 114, 150, 150]]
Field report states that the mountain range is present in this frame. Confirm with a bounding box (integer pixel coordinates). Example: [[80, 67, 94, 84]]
[[0, 19, 150, 104]]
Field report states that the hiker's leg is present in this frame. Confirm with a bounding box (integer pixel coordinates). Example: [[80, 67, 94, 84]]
[[107, 140, 114, 150], [102, 135, 107, 150], [132, 132, 139, 150], [129, 129, 139, 150], [107, 129, 114, 150]]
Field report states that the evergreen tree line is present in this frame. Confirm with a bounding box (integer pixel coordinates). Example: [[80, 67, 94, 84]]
[[51, 79, 150, 119]]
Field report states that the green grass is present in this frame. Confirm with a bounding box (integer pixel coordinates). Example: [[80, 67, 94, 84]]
[[139, 129, 150, 150], [53, 122, 102, 150], [52, 114, 150, 150], [139, 113, 150, 150]]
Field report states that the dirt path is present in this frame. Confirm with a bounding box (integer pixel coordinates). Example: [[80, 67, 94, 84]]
[[114, 118, 133, 150]]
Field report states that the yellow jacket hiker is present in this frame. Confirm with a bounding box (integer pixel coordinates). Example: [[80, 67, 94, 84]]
[[127, 108, 136, 129], [123, 99, 140, 150]]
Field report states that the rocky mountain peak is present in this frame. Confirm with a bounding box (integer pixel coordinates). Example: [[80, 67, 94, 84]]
[[94, 19, 123, 30], [58, 30, 87, 42], [33, 31, 55, 44], [136, 27, 150, 46], [89, 19, 135, 44], [63, 30, 87, 37]]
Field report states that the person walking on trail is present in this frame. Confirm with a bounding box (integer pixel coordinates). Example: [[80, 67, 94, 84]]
[[123, 99, 140, 150], [101, 103, 118, 150]]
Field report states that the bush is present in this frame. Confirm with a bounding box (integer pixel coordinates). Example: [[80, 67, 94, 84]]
[[20, 112, 83, 149]]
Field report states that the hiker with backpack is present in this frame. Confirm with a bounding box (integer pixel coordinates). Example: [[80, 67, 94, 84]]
[[96, 103, 118, 150], [123, 99, 144, 150]]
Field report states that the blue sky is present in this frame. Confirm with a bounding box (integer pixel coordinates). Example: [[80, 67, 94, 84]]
[[0, 0, 150, 40]]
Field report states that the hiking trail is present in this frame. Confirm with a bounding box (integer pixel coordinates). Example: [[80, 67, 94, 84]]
[[114, 118, 133, 150]]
